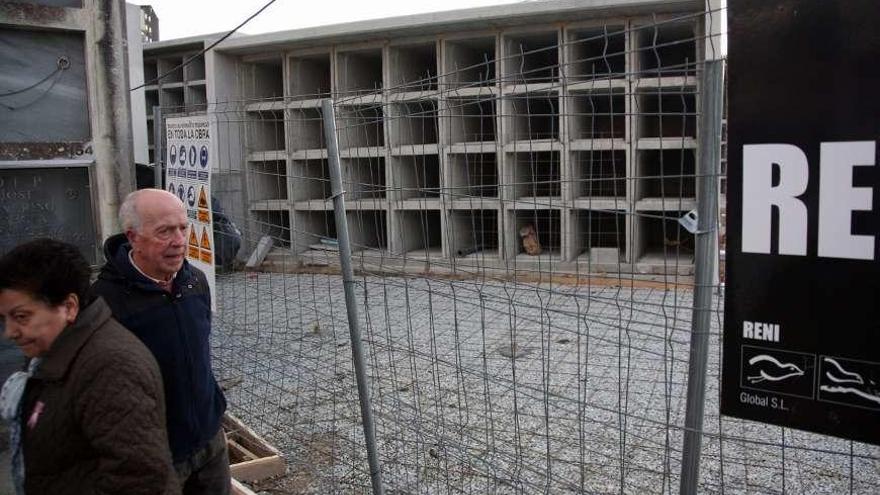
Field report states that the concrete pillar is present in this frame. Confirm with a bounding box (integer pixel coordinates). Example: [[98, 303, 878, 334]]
[[90, 0, 136, 238]]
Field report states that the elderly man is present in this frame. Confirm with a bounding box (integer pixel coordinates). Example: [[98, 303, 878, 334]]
[[91, 188, 229, 494]]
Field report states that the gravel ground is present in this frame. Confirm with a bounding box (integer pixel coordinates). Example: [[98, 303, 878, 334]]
[[212, 271, 880, 494]]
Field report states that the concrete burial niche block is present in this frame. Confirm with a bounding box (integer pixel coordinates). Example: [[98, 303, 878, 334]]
[[192, 6, 704, 277]]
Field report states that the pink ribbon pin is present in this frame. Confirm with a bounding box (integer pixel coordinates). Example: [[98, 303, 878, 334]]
[[27, 401, 45, 429]]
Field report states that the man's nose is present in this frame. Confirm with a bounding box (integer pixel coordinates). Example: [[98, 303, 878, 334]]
[[172, 227, 187, 245]]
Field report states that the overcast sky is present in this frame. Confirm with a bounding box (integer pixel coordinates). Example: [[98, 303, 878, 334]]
[[130, 0, 521, 41]]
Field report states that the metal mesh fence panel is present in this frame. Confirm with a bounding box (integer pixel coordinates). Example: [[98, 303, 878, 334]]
[[153, 5, 880, 493]]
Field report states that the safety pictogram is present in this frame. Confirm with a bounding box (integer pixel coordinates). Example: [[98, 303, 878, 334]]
[[186, 186, 196, 207], [199, 226, 213, 264], [197, 186, 209, 209], [187, 225, 200, 260]]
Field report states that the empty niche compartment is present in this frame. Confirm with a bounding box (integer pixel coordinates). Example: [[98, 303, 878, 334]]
[[445, 97, 496, 144], [503, 92, 559, 142], [572, 150, 626, 199], [145, 89, 159, 111], [393, 210, 442, 256], [243, 59, 284, 100], [449, 209, 499, 257], [636, 211, 694, 264], [389, 101, 438, 146], [635, 149, 695, 201], [185, 53, 205, 81], [389, 42, 437, 91], [288, 108, 324, 150], [568, 25, 626, 80], [568, 89, 626, 140], [443, 36, 496, 87], [161, 86, 184, 112], [347, 210, 388, 252], [248, 161, 288, 202], [291, 159, 330, 202], [512, 209, 561, 257], [336, 47, 383, 95], [636, 20, 697, 77], [293, 211, 336, 254], [448, 153, 498, 199], [392, 155, 440, 199], [503, 31, 559, 84], [572, 209, 625, 262], [186, 86, 207, 112], [246, 110, 286, 152], [343, 157, 386, 200], [288, 53, 331, 100], [144, 59, 158, 83], [509, 151, 561, 199], [252, 210, 291, 247], [637, 88, 696, 138], [336, 105, 384, 148], [158, 57, 183, 83], [146, 119, 154, 147]]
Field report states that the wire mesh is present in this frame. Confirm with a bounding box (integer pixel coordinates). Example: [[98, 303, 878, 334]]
[[152, 5, 880, 493]]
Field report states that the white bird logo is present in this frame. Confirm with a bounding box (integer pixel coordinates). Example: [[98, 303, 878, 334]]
[[820, 357, 880, 406], [746, 354, 805, 384]]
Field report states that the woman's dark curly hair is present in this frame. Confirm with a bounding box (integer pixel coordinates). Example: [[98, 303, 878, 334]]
[[0, 239, 91, 306]]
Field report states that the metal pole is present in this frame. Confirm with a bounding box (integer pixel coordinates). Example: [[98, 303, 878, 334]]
[[321, 98, 385, 495], [153, 105, 164, 189], [679, 58, 724, 494]]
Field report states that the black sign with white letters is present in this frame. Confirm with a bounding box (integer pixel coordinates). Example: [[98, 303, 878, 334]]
[[723, 0, 880, 445]]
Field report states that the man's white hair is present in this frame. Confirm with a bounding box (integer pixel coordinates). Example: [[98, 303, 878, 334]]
[[119, 188, 182, 232]]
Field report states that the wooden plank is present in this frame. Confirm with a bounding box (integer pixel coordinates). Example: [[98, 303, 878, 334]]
[[229, 455, 286, 482], [231, 478, 258, 495]]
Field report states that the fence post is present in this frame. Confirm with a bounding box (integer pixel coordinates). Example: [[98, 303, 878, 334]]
[[679, 4, 725, 493], [153, 105, 164, 189], [321, 98, 386, 495]]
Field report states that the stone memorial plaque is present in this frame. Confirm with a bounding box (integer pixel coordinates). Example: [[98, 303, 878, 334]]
[[0, 167, 97, 264]]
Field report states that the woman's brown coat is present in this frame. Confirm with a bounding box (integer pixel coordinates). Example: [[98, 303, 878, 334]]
[[19, 297, 179, 494]]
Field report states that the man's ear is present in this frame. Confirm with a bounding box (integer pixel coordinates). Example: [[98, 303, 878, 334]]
[[125, 229, 138, 245]]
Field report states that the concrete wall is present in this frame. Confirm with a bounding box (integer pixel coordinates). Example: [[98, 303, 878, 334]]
[[0, 0, 135, 261]]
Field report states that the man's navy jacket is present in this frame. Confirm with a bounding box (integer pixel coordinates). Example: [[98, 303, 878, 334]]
[[91, 233, 226, 463]]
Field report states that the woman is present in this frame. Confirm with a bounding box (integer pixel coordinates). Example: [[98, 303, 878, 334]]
[[0, 239, 180, 494]]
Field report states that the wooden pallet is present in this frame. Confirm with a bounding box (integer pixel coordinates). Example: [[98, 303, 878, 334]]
[[224, 413, 285, 482]]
